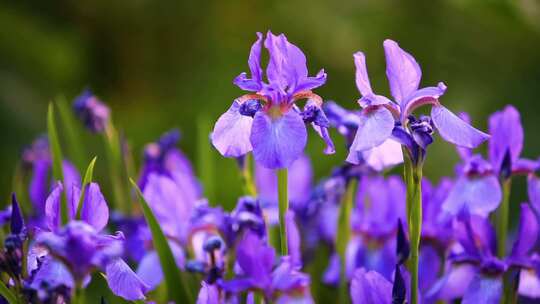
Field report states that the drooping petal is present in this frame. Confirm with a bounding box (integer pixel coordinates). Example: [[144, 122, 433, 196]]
[[105, 258, 149, 300], [350, 268, 392, 304], [383, 39, 421, 107], [431, 105, 490, 148], [30, 256, 74, 289], [360, 138, 404, 170], [488, 105, 523, 174], [353, 52, 374, 97], [509, 204, 539, 264], [233, 32, 264, 92], [518, 268, 540, 298], [251, 110, 307, 169], [441, 175, 501, 217], [136, 243, 184, 291], [454, 112, 474, 160], [211, 100, 254, 157], [403, 82, 447, 118], [80, 183, 109, 232], [346, 106, 394, 164], [461, 274, 502, 304]]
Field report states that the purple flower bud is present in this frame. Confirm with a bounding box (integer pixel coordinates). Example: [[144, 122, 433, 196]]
[[392, 265, 407, 304], [396, 219, 409, 265], [73, 89, 110, 133]]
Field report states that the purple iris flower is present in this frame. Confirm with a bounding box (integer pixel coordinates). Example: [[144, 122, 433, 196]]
[[426, 205, 539, 303], [220, 232, 313, 302], [0, 194, 27, 286], [488, 105, 540, 178], [324, 101, 403, 171], [348, 40, 489, 165], [72, 89, 111, 133], [30, 182, 149, 301], [211, 31, 334, 169], [22, 136, 81, 222]]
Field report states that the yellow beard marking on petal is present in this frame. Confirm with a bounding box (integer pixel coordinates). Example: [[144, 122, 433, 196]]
[[268, 105, 284, 120]]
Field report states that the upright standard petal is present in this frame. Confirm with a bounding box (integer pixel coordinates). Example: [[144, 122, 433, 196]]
[[488, 105, 524, 173], [250, 110, 307, 169], [441, 175, 501, 217], [211, 100, 254, 157], [45, 182, 64, 231], [383, 39, 421, 107], [353, 52, 374, 97], [233, 33, 264, 92], [80, 183, 109, 232], [105, 258, 149, 300], [346, 106, 394, 164], [431, 105, 490, 148], [350, 268, 392, 304]]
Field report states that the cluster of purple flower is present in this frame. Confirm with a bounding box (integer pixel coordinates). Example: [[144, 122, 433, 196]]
[[1, 31, 539, 304]]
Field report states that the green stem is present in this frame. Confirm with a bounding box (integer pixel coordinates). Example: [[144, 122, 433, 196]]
[[497, 179, 512, 258], [103, 124, 129, 214], [240, 154, 257, 196], [277, 168, 289, 256], [403, 152, 423, 304], [337, 178, 358, 304]]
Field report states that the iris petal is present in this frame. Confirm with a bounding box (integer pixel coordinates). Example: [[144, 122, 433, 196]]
[[211, 100, 254, 158], [251, 110, 307, 169], [462, 274, 502, 304], [80, 183, 109, 232], [442, 175, 501, 217], [105, 258, 149, 300], [350, 268, 392, 304], [383, 39, 421, 107], [431, 105, 490, 148]]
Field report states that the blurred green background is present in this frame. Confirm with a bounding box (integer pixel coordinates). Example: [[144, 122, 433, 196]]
[[1, 0, 540, 216]]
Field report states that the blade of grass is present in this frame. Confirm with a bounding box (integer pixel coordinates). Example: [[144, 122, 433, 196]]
[[0, 280, 17, 304], [47, 103, 69, 225], [56, 96, 86, 170], [76, 157, 97, 219], [130, 179, 192, 303]]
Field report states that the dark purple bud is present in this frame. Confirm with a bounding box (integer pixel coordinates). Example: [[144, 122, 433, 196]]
[[396, 219, 410, 265], [239, 99, 262, 117], [410, 115, 434, 150], [157, 129, 181, 151], [391, 265, 406, 304], [185, 260, 207, 273], [73, 89, 110, 133], [203, 236, 224, 252], [10, 193, 25, 235], [301, 104, 330, 127], [500, 149, 512, 180]]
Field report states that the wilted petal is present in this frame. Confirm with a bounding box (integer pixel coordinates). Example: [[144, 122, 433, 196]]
[[353, 52, 374, 96], [350, 268, 392, 304], [105, 258, 149, 300], [431, 105, 490, 148], [462, 275, 502, 304], [251, 110, 307, 169], [488, 105, 523, 174], [346, 106, 394, 164], [211, 100, 254, 157], [442, 175, 501, 217], [383, 39, 421, 106], [80, 183, 109, 232]]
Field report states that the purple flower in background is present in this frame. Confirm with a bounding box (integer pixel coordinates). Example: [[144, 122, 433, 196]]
[[22, 136, 81, 222], [427, 205, 539, 303], [30, 182, 149, 300], [348, 40, 489, 165], [324, 101, 403, 171], [211, 31, 334, 169], [0, 194, 27, 282], [73, 89, 111, 133], [488, 105, 539, 178], [221, 232, 313, 303]]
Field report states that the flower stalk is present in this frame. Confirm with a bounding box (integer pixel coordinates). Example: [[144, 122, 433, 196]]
[[496, 178, 512, 258], [277, 168, 289, 255]]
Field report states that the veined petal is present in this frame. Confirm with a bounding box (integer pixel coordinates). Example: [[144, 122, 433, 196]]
[[251, 110, 307, 169], [346, 106, 394, 164], [383, 39, 421, 106], [441, 175, 501, 217], [403, 82, 447, 118], [462, 274, 502, 304], [488, 105, 523, 173], [353, 52, 374, 97], [350, 268, 392, 304], [80, 183, 109, 232], [431, 105, 490, 148], [105, 258, 149, 300], [211, 100, 254, 157]]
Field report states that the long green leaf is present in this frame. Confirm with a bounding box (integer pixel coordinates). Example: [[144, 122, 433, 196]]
[[56, 96, 86, 170], [47, 103, 69, 225], [0, 279, 17, 304], [130, 179, 192, 303], [76, 156, 97, 219]]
